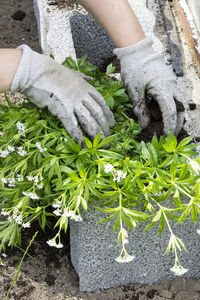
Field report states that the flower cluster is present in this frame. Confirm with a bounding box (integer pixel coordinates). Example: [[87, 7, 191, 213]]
[[60, 137, 68, 142], [16, 121, 26, 136], [36, 142, 47, 153], [170, 265, 188, 276], [51, 200, 83, 221], [1, 174, 24, 187], [104, 164, 127, 182], [0, 150, 9, 158], [113, 170, 127, 182], [22, 191, 39, 200], [0, 144, 25, 158], [63, 209, 83, 222], [1, 177, 16, 187], [115, 254, 135, 263], [46, 239, 63, 248], [17, 146, 27, 157], [26, 175, 44, 189], [0, 208, 31, 228]]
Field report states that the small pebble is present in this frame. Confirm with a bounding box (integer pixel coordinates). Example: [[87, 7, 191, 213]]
[[11, 10, 26, 21]]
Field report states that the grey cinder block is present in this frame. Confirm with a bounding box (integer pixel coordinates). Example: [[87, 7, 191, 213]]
[[70, 206, 200, 292]]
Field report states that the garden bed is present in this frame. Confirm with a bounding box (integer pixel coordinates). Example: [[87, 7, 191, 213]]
[[1, 1, 200, 299]]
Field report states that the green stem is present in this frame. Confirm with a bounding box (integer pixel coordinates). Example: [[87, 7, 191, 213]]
[[4, 231, 38, 300]]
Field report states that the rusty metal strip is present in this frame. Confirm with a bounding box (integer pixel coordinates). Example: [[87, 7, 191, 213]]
[[158, 0, 184, 76], [174, 0, 200, 70]]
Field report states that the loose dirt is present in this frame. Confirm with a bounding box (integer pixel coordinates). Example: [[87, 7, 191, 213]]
[[0, 1, 200, 299]]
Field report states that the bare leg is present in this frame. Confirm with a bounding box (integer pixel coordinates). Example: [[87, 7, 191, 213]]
[[0, 49, 22, 92], [78, 0, 145, 48]]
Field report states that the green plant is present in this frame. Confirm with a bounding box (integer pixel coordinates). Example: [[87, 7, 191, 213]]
[[0, 56, 200, 276], [3, 231, 38, 300]]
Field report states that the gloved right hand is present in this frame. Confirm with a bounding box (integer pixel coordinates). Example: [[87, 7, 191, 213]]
[[11, 45, 115, 143]]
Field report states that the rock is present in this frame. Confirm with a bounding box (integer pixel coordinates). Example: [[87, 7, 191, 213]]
[[11, 10, 26, 21], [193, 281, 200, 292], [146, 289, 159, 298], [153, 297, 168, 300], [159, 290, 173, 299], [174, 291, 199, 300], [170, 278, 187, 293]]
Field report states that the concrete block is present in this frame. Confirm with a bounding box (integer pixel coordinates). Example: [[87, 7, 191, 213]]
[[70, 206, 200, 292], [33, 0, 76, 63]]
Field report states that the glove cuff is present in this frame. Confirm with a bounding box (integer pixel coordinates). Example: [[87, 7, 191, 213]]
[[113, 36, 155, 60], [10, 45, 33, 93]]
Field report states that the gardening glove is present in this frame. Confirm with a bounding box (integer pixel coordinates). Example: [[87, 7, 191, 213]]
[[113, 36, 184, 136], [11, 45, 115, 143]]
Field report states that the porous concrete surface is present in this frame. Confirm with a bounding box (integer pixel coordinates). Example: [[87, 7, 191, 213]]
[[70, 206, 200, 292], [34, 0, 164, 66], [33, 0, 76, 62], [186, 0, 200, 34], [70, 0, 165, 69]]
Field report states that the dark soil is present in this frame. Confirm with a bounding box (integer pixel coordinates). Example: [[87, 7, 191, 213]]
[[0, 0, 200, 299]]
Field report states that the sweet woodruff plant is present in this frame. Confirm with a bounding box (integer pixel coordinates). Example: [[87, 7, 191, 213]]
[[0, 56, 200, 276]]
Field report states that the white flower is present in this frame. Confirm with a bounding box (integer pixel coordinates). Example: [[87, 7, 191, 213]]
[[0, 150, 9, 158], [7, 145, 15, 152], [53, 209, 62, 217], [1, 209, 9, 216], [7, 216, 12, 222], [46, 239, 63, 248], [14, 214, 22, 225], [33, 176, 39, 183], [7, 178, 16, 187], [36, 142, 47, 152], [16, 174, 23, 181], [52, 201, 62, 209], [16, 122, 25, 131], [60, 137, 68, 142], [56, 243, 63, 248], [1, 253, 7, 258], [197, 229, 200, 235], [170, 265, 188, 276], [1, 177, 7, 184], [16, 122, 26, 136], [17, 147, 27, 157], [26, 175, 34, 181], [62, 209, 75, 218], [104, 164, 113, 173], [123, 239, 129, 245], [46, 239, 57, 247], [22, 222, 31, 228], [22, 191, 39, 199], [36, 183, 43, 189], [113, 170, 127, 182], [71, 215, 83, 222], [13, 208, 18, 216], [115, 254, 135, 263]]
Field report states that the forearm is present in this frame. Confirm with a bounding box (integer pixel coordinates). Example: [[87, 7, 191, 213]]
[[0, 49, 22, 92], [78, 0, 145, 48]]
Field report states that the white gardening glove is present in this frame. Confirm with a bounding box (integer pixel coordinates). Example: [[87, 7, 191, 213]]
[[113, 37, 184, 136], [11, 45, 115, 143]]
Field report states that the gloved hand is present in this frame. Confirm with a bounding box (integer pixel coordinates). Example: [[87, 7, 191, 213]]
[[113, 37, 184, 136], [11, 45, 115, 143]]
